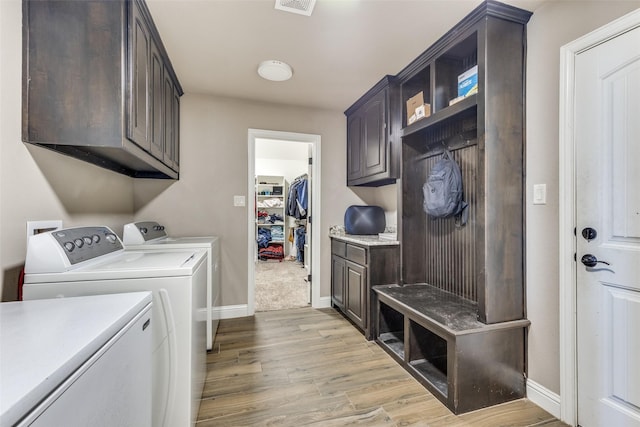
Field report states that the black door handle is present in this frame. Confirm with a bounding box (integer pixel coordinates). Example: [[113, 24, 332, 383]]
[[581, 254, 610, 268]]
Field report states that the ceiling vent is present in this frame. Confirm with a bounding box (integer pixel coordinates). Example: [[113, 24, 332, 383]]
[[274, 0, 316, 16]]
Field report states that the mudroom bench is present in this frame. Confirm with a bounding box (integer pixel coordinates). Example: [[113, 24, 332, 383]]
[[373, 284, 530, 414]]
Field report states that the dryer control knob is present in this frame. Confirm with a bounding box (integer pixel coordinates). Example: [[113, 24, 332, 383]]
[[139, 227, 148, 234], [74, 238, 84, 248], [105, 233, 118, 243], [63, 242, 75, 252]]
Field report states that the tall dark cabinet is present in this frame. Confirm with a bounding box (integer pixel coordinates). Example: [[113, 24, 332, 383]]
[[22, 0, 182, 179], [339, 0, 533, 415]]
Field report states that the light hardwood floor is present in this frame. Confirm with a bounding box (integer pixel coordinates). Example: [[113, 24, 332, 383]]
[[198, 307, 568, 426]]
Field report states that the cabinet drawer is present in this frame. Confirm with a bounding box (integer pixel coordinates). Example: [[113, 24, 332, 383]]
[[331, 240, 346, 258], [346, 244, 367, 265]]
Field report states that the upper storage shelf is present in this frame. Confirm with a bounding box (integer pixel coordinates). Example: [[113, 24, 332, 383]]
[[398, 1, 531, 146]]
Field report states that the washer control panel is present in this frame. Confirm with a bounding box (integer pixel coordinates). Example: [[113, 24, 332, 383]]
[[25, 226, 124, 273], [50, 227, 123, 264], [123, 221, 167, 244]]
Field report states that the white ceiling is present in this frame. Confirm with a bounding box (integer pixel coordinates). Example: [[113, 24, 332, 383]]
[[146, 0, 550, 112]]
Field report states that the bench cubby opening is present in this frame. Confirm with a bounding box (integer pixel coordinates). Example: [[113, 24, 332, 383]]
[[408, 320, 448, 398]]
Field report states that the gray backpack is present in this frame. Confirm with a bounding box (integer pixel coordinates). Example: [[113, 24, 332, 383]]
[[422, 149, 468, 225]]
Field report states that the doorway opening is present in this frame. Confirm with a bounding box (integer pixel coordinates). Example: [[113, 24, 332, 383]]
[[247, 129, 321, 315]]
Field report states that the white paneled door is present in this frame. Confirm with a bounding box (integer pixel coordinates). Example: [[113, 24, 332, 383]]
[[575, 25, 640, 427]]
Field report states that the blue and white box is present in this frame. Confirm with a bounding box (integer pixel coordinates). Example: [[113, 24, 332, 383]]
[[457, 65, 478, 98]]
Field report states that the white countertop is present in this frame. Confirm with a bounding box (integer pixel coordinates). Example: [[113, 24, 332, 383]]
[[329, 233, 400, 246], [0, 292, 152, 426]]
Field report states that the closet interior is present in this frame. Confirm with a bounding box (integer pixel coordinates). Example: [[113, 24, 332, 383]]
[[254, 140, 311, 311]]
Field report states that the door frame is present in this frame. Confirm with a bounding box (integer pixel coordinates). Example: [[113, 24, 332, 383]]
[[247, 129, 321, 315], [559, 9, 640, 426]]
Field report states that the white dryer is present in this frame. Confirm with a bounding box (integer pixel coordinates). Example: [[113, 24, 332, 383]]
[[22, 226, 207, 427], [123, 221, 220, 350]]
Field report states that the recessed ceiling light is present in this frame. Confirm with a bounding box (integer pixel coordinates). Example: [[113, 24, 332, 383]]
[[274, 0, 316, 16], [257, 60, 293, 82]]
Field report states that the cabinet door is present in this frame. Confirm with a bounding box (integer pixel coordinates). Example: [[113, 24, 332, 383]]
[[162, 67, 180, 172], [149, 39, 164, 159], [163, 71, 174, 168], [346, 114, 363, 182], [331, 255, 346, 310], [128, 0, 151, 151], [172, 84, 181, 171], [362, 89, 387, 177], [346, 260, 367, 329], [346, 86, 389, 186]]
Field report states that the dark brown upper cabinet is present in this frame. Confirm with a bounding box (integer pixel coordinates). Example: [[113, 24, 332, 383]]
[[344, 76, 399, 187], [22, 0, 183, 179]]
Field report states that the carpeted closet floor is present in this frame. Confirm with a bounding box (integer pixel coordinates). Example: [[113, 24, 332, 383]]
[[255, 259, 310, 311]]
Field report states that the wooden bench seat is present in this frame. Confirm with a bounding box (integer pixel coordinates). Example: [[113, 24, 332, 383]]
[[373, 284, 530, 414]]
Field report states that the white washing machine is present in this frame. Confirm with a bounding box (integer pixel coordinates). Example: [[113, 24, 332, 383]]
[[1, 292, 152, 427], [123, 221, 220, 350], [22, 226, 207, 427]]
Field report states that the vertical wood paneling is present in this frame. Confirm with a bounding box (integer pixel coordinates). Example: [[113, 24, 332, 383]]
[[424, 146, 477, 301]]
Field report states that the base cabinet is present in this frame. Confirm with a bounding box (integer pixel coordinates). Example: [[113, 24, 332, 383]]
[[330, 238, 399, 339]]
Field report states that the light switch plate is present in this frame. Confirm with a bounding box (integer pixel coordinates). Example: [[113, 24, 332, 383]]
[[533, 184, 547, 205], [233, 195, 246, 207]]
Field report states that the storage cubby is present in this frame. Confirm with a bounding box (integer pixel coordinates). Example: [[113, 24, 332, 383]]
[[408, 321, 448, 397], [434, 32, 477, 111], [377, 301, 405, 359], [401, 66, 431, 128]]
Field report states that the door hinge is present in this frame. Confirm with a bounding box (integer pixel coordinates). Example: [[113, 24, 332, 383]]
[[574, 253, 576, 262], [308, 157, 313, 165]]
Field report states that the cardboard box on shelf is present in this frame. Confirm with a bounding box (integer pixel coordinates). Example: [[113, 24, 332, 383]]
[[406, 91, 431, 125], [457, 65, 478, 98]]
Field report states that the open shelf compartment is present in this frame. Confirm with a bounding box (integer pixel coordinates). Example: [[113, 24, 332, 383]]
[[408, 320, 448, 398], [434, 32, 478, 111], [401, 65, 431, 129], [378, 300, 405, 360]]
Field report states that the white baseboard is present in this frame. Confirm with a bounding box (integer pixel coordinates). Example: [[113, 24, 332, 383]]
[[213, 297, 332, 320], [313, 296, 332, 308], [527, 379, 561, 419], [212, 304, 249, 320]]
